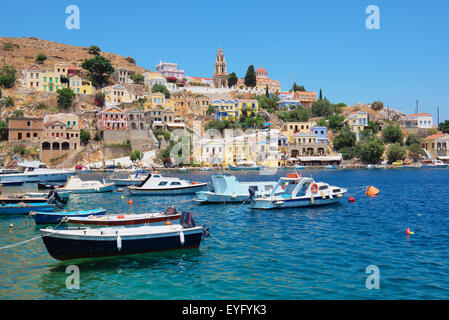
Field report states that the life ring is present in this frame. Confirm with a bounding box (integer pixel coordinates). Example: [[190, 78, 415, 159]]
[[311, 184, 318, 194]]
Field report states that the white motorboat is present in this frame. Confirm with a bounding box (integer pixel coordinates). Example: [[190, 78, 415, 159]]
[[250, 173, 348, 209], [57, 176, 115, 194], [105, 171, 147, 186], [128, 171, 208, 195], [0, 161, 75, 183]]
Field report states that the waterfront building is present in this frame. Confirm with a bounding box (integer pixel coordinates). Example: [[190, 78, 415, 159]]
[[7, 118, 43, 141], [213, 48, 228, 88], [156, 61, 185, 80], [404, 112, 433, 129], [422, 133, 449, 160], [284, 121, 317, 143], [69, 76, 94, 95]]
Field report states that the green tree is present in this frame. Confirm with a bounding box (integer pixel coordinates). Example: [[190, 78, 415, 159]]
[[0, 65, 17, 88], [407, 143, 425, 159], [37, 102, 47, 109], [0, 120, 8, 140], [405, 133, 421, 146], [358, 137, 385, 164], [319, 89, 323, 100], [94, 92, 106, 107], [228, 72, 238, 88], [80, 129, 91, 145], [206, 104, 214, 115], [291, 82, 306, 92], [0, 87, 2, 98], [130, 150, 143, 162], [333, 126, 356, 151], [88, 45, 101, 55], [81, 56, 115, 88], [244, 65, 257, 88], [328, 114, 345, 130], [382, 124, 404, 144], [11, 109, 24, 118], [0, 96, 14, 108], [311, 99, 335, 117], [151, 84, 170, 99], [372, 101, 384, 111], [439, 120, 449, 133], [387, 143, 406, 163], [277, 106, 311, 122], [131, 73, 144, 84], [57, 87, 76, 110], [35, 54, 47, 64], [256, 94, 279, 113]]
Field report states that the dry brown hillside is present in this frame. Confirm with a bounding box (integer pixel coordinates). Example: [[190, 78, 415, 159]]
[[0, 36, 158, 76]]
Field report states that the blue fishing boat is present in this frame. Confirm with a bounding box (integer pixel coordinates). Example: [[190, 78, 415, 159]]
[[0, 203, 56, 215], [40, 212, 207, 261], [31, 208, 106, 225], [325, 165, 339, 169], [195, 174, 276, 204]]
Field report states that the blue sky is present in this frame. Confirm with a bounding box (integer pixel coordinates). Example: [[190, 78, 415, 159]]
[[1, 0, 449, 120]]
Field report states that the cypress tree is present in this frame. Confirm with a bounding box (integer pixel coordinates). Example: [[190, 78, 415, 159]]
[[319, 89, 323, 100], [244, 65, 257, 88]]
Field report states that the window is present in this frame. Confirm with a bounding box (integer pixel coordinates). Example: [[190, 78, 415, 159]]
[[158, 181, 168, 186], [27, 121, 31, 126], [170, 182, 181, 186], [26, 133, 30, 138]]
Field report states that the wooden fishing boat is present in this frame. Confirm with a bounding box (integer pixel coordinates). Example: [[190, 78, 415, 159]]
[[0, 202, 56, 215], [65, 207, 181, 226], [40, 212, 206, 261], [31, 208, 106, 225]]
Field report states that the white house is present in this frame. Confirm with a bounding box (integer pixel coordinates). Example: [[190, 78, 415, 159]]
[[404, 112, 433, 129]]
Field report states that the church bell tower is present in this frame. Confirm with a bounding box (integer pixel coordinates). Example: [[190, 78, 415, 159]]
[[213, 48, 228, 88]]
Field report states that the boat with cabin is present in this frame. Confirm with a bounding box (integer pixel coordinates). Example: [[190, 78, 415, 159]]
[[57, 176, 115, 194], [250, 173, 348, 210], [105, 171, 147, 186], [420, 159, 448, 168], [195, 174, 276, 204], [39, 211, 206, 261], [0, 160, 75, 184], [65, 206, 181, 226], [128, 172, 207, 195]]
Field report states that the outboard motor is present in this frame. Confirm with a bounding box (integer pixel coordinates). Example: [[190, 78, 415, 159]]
[[47, 190, 66, 209], [164, 206, 178, 216], [243, 186, 257, 205], [180, 211, 196, 228]]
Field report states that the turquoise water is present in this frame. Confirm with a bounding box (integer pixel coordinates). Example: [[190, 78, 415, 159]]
[[1, 168, 449, 299]]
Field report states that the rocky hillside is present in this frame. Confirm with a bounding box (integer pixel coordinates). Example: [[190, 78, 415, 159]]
[[0, 36, 158, 76]]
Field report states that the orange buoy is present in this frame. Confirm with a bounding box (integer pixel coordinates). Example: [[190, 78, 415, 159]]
[[365, 186, 380, 196], [117, 188, 123, 192], [165, 220, 172, 225], [348, 197, 355, 203], [128, 198, 133, 205], [406, 228, 414, 235], [117, 215, 125, 219]]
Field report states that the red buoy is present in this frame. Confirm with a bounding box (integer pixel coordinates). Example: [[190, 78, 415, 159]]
[[348, 197, 355, 203], [128, 198, 134, 205]]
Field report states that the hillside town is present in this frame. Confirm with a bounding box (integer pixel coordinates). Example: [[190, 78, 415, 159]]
[[0, 37, 447, 170]]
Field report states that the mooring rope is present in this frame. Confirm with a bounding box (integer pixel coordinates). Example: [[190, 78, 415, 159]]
[[203, 227, 225, 247]]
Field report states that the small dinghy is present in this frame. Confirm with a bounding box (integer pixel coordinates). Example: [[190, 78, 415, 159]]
[[31, 208, 106, 225], [40, 212, 207, 261], [37, 181, 65, 190], [0, 202, 56, 215], [65, 206, 181, 226], [105, 171, 147, 186], [58, 176, 115, 194]]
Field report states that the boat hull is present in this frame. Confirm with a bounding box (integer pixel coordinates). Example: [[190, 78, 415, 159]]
[[32, 209, 106, 225], [251, 194, 345, 209], [128, 183, 207, 195], [228, 165, 264, 171], [105, 178, 145, 186], [60, 183, 115, 194], [0, 203, 56, 215], [195, 192, 248, 204], [0, 172, 75, 184], [66, 213, 180, 226], [40, 227, 203, 261]]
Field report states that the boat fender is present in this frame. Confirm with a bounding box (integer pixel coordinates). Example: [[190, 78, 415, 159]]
[[329, 193, 333, 200], [310, 196, 315, 204], [348, 197, 355, 203], [117, 235, 122, 251], [275, 201, 284, 205], [231, 193, 237, 198], [180, 231, 185, 245], [165, 219, 172, 225], [321, 191, 326, 199]]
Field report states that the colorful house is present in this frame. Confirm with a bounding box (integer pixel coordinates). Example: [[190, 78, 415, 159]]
[[346, 110, 369, 141], [70, 76, 94, 95], [102, 85, 132, 105], [284, 121, 317, 143], [96, 106, 128, 131], [42, 71, 63, 92], [212, 99, 259, 120], [293, 91, 317, 108], [23, 65, 43, 91], [404, 112, 433, 129], [422, 133, 449, 160]]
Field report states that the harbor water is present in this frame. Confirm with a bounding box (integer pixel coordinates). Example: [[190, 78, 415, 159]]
[[1, 168, 449, 299]]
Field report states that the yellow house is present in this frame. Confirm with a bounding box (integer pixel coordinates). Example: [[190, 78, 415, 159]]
[[102, 85, 132, 105], [42, 71, 63, 92], [284, 121, 317, 143], [70, 76, 94, 95], [143, 92, 168, 111], [54, 62, 68, 77], [211, 99, 259, 121]]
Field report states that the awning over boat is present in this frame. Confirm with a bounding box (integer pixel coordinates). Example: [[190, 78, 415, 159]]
[[437, 156, 449, 160]]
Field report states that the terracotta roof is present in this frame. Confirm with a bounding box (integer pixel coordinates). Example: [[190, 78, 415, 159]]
[[423, 133, 444, 141], [406, 112, 432, 117]]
